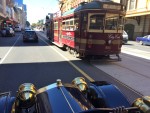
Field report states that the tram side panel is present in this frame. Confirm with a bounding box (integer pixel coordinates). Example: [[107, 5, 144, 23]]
[[61, 30, 75, 49]]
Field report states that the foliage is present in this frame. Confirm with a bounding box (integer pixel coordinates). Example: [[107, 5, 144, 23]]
[[31, 19, 44, 29], [26, 21, 30, 27]]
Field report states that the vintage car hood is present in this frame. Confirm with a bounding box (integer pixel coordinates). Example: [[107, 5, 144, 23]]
[[36, 83, 93, 113]]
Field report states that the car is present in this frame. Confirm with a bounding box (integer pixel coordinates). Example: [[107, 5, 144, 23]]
[[24, 27, 31, 31], [23, 30, 38, 42], [1, 27, 15, 37], [122, 30, 128, 44], [14, 26, 22, 32], [0, 77, 149, 113], [136, 35, 150, 45]]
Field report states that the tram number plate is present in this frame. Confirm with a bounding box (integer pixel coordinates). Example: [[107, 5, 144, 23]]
[[105, 46, 111, 49]]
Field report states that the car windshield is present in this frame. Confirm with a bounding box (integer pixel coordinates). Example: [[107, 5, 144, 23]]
[[123, 31, 127, 35], [25, 31, 35, 35]]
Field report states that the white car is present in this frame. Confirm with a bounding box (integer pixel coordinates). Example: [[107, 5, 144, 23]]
[[122, 30, 128, 44]]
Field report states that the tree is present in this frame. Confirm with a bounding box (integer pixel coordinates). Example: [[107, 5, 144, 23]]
[[31, 23, 37, 28], [26, 21, 30, 27]]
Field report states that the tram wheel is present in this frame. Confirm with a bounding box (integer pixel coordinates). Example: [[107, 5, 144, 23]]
[[73, 51, 80, 58], [66, 46, 69, 51], [68, 48, 72, 54]]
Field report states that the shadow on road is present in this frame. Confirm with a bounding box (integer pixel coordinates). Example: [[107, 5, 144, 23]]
[[0, 32, 54, 47]]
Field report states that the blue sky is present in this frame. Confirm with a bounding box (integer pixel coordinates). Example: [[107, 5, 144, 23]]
[[23, 0, 59, 24]]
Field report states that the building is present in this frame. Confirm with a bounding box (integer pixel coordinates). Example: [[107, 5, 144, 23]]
[[0, 0, 6, 28], [14, 0, 27, 29], [0, 0, 27, 31], [125, 0, 150, 40]]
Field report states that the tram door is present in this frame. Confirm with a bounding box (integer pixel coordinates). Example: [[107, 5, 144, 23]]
[[75, 13, 87, 53], [79, 13, 88, 50], [74, 14, 80, 50], [54, 19, 61, 44], [58, 20, 62, 44]]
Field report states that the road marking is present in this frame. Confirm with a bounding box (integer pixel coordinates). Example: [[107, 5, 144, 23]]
[[39, 37, 94, 82], [0, 35, 21, 64], [122, 47, 150, 60], [38, 32, 142, 96]]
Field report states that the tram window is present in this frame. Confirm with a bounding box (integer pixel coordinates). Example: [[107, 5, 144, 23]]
[[70, 20, 73, 25], [54, 23, 58, 30], [62, 22, 65, 30], [118, 17, 124, 30], [66, 21, 69, 25], [105, 18, 117, 30], [89, 15, 104, 30]]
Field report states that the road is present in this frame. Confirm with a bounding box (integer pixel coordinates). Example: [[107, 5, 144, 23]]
[[0, 32, 149, 103], [91, 41, 150, 96]]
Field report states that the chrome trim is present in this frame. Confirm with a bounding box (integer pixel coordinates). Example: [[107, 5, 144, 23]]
[[36, 83, 57, 94], [60, 87, 75, 113]]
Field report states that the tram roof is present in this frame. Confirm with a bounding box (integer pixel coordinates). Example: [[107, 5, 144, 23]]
[[62, 1, 122, 17], [62, 8, 76, 16], [74, 1, 122, 12]]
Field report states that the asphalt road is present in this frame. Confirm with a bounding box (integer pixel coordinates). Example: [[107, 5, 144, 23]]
[[0, 32, 147, 103]]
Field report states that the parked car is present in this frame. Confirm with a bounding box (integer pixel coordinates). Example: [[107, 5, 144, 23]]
[[24, 27, 31, 31], [122, 30, 128, 44], [23, 30, 38, 42], [1, 27, 15, 37], [136, 35, 150, 45]]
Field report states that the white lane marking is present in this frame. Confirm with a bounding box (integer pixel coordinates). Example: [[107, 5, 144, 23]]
[[0, 35, 21, 64], [121, 47, 150, 60], [39, 37, 94, 82]]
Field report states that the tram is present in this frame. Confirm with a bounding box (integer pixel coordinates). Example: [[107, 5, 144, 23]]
[[48, 1, 125, 60]]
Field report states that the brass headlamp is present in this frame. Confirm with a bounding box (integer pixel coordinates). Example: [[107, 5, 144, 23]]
[[72, 77, 88, 93], [132, 96, 150, 113], [16, 83, 37, 109]]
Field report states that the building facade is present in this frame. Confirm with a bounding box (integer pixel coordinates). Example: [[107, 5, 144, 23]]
[[125, 0, 150, 40], [0, 0, 27, 30]]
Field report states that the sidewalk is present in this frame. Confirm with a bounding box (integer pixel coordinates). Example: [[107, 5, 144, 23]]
[[122, 41, 150, 60]]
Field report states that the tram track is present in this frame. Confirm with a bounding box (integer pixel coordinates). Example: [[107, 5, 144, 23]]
[[112, 60, 150, 80], [89, 61, 143, 104], [88, 55, 149, 103], [37, 31, 143, 103]]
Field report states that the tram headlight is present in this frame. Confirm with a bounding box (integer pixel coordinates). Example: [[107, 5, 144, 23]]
[[108, 40, 112, 44], [89, 34, 92, 38]]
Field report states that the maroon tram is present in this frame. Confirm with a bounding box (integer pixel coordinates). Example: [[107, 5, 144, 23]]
[[48, 1, 125, 60]]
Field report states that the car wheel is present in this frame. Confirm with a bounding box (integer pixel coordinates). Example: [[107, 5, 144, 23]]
[[140, 41, 143, 45], [35, 40, 38, 42]]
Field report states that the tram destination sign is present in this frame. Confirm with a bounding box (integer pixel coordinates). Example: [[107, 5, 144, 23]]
[[103, 4, 122, 10]]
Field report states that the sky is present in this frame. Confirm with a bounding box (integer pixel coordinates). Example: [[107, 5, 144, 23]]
[[23, 0, 59, 24]]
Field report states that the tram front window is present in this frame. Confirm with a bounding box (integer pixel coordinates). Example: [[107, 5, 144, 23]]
[[89, 15, 104, 30], [105, 17, 118, 30]]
